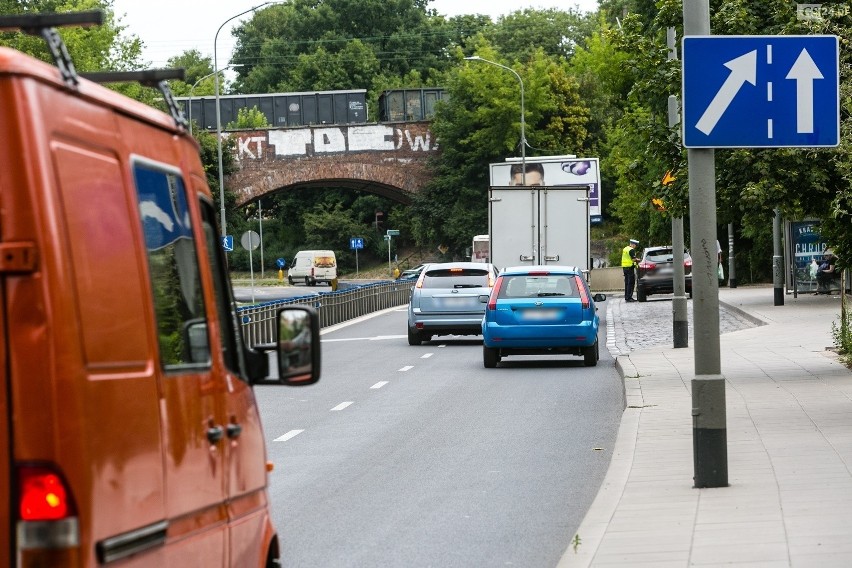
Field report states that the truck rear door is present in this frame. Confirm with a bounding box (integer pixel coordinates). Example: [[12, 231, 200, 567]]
[[541, 186, 590, 268]]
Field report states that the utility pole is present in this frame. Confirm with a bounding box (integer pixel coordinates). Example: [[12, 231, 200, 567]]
[[683, 0, 728, 488], [668, 26, 688, 349]]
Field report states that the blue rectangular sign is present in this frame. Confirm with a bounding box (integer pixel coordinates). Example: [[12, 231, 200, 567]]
[[222, 235, 234, 252], [350, 237, 364, 250], [682, 35, 839, 148]]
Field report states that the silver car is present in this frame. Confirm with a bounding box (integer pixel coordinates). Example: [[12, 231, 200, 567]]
[[407, 262, 498, 345]]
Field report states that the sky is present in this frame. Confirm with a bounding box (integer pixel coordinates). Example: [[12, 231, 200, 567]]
[[111, 0, 600, 70]]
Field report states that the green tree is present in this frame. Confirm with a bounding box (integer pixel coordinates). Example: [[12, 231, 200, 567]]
[[412, 45, 590, 255], [0, 0, 144, 72], [484, 7, 596, 62], [226, 106, 269, 129]]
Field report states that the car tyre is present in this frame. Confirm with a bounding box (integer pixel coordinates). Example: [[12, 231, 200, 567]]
[[583, 340, 598, 367], [407, 327, 423, 346], [483, 346, 500, 368], [287, 275, 294, 285], [637, 287, 647, 302]]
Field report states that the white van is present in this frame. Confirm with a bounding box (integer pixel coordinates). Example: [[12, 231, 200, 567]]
[[288, 250, 338, 286]]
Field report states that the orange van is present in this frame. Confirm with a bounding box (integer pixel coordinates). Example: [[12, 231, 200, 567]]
[[0, 12, 319, 567]]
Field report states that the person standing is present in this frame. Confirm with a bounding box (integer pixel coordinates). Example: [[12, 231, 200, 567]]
[[622, 239, 640, 302]]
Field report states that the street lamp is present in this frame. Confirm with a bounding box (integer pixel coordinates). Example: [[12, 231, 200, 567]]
[[464, 55, 526, 184], [214, 1, 283, 236], [188, 64, 243, 136]]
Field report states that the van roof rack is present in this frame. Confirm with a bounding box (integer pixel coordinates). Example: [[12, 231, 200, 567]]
[[0, 11, 188, 129], [0, 10, 102, 87], [81, 69, 189, 129]]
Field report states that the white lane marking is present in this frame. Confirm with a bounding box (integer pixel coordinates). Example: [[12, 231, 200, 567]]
[[438, 344, 447, 348], [399, 366, 414, 372], [371, 381, 389, 389], [322, 335, 406, 343], [331, 401, 354, 411], [274, 429, 304, 442], [421, 353, 434, 359]]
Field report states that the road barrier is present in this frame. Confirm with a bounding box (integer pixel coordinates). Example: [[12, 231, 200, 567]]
[[238, 280, 413, 346]]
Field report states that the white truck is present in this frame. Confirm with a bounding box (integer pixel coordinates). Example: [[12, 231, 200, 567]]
[[487, 157, 599, 273]]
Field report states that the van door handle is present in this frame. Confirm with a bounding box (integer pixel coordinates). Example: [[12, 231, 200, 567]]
[[226, 423, 243, 439], [206, 425, 224, 444]]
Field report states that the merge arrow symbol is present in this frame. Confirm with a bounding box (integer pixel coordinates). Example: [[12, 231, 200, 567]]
[[696, 50, 757, 135], [785, 48, 823, 134]]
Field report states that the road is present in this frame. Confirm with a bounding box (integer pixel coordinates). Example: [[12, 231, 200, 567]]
[[256, 304, 623, 568]]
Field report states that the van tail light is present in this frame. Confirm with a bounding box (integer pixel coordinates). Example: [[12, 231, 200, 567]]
[[17, 464, 80, 567], [487, 277, 504, 310], [638, 261, 656, 270], [684, 258, 693, 268], [574, 275, 590, 308]]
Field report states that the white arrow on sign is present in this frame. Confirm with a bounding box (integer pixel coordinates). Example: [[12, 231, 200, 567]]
[[696, 50, 757, 135], [785, 48, 823, 134]]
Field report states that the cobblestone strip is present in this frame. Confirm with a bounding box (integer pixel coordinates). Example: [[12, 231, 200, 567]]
[[606, 295, 763, 357]]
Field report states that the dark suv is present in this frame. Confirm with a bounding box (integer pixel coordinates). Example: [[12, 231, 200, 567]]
[[636, 246, 692, 302]]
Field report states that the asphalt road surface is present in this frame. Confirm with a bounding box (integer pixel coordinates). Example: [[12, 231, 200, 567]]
[[256, 304, 624, 568]]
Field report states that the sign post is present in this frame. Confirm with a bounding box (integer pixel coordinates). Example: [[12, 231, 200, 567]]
[[350, 237, 364, 278], [240, 230, 260, 304], [386, 230, 399, 276]]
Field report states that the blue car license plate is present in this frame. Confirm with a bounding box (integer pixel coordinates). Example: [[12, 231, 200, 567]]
[[520, 308, 559, 321]]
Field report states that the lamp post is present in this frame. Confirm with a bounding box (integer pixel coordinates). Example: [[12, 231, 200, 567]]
[[464, 55, 526, 184], [214, 1, 282, 236], [188, 64, 242, 136]]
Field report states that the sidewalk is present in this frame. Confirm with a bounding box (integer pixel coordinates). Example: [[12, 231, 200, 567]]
[[560, 285, 852, 567]]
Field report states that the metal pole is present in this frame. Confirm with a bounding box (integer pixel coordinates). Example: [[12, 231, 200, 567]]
[[214, 3, 276, 236], [683, 0, 727, 489], [773, 209, 784, 305], [667, 27, 688, 349], [258, 199, 264, 279], [727, 223, 737, 288]]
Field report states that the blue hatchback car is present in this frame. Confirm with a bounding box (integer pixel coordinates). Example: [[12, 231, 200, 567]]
[[480, 266, 606, 368]]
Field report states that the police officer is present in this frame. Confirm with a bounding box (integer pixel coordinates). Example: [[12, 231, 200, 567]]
[[622, 239, 640, 302]]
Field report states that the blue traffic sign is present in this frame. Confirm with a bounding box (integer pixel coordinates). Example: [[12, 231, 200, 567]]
[[682, 35, 839, 148], [222, 235, 234, 252], [350, 237, 364, 250]]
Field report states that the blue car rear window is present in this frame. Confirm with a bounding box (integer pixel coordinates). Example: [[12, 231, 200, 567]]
[[499, 275, 578, 298]]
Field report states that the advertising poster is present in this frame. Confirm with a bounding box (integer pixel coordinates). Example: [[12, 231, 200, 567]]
[[488, 156, 603, 223], [786, 219, 829, 293]]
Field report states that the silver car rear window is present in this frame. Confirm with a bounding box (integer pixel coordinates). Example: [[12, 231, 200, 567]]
[[421, 269, 489, 289]]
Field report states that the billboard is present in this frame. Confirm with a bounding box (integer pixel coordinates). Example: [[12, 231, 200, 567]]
[[488, 156, 602, 223]]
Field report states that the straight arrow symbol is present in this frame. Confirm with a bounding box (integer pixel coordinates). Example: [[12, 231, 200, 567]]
[[696, 50, 757, 135], [785, 48, 823, 134]]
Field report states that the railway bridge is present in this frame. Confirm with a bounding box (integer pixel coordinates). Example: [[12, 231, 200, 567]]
[[226, 121, 438, 207]]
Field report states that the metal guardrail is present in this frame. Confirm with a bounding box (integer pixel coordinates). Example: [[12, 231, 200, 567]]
[[237, 280, 413, 347]]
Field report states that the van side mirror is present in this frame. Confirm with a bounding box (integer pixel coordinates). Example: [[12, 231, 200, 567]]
[[247, 306, 321, 386], [275, 306, 321, 385], [593, 293, 607, 302]]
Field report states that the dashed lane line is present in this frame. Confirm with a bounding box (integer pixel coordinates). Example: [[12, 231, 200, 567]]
[[274, 429, 304, 442], [330, 401, 354, 411]]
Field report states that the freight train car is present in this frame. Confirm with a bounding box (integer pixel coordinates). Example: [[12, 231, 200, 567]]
[[178, 89, 368, 131]]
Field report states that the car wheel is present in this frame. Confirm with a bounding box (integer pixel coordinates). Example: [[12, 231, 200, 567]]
[[287, 275, 294, 285], [407, 327, 422, 346], [308, 277, 316, 286], [583, 340, 598, 367], [483, 346, 500, 368], [637, 287, 647, 302]]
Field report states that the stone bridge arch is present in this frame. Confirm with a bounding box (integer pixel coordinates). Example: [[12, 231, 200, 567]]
[[227, 121, 438, 206]]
